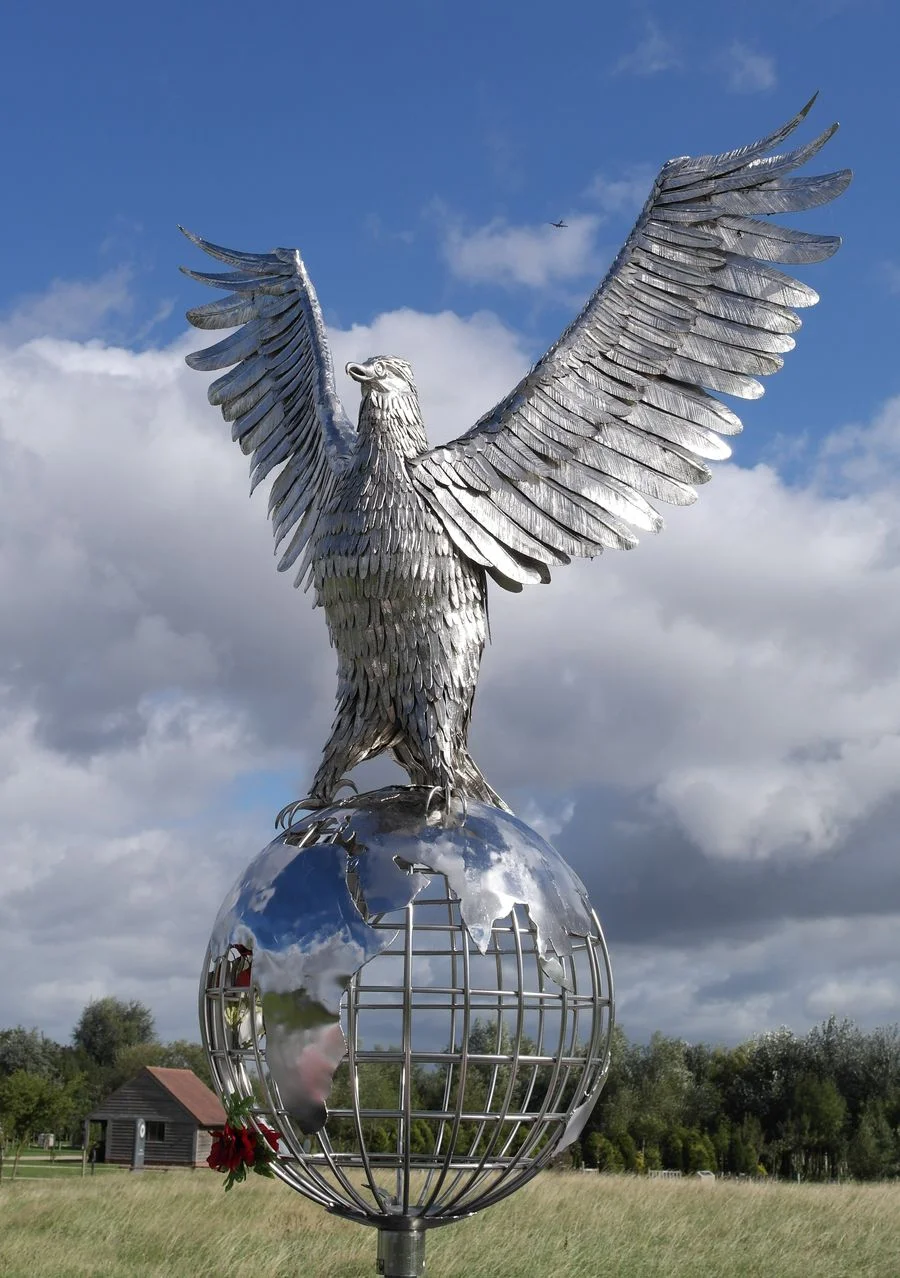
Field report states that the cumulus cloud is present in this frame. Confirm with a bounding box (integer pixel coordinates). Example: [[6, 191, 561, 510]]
[[2, 270, 899, 1046], [440, 213, 601, 290], [883, 262, 900, 295], [584, 167, 655, 221], [330, 308, 529, 442], [0, 299, 534, 1040], [614, 913, 900, 1044], [437, 166, 656, 297], [0, 268, 135, 344], [482, 430, 900, 862], [723, 41, 777, 94], [612, 19, 681, 78]]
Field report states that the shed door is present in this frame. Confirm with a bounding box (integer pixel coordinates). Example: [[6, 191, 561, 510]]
[[133, 1119, 146, 1168]]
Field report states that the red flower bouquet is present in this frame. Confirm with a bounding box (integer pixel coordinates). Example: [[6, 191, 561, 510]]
[[207, 1092, 280, 1190]]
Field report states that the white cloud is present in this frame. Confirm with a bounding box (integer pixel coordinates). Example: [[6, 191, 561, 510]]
[[330, 308, 530, 443], [883, 262, 900, 295], [613, 19, 681, 77], [480, 427, 900, 860], [805, 975, 900, 1022], [0, 267, 135, 344], [438, 166, 655, 296], [2, 270, 900, 1047], [616, 914, 900, 1043], [584, 166, 654, 221], [440, 213, 601, 290], [517, 797, 576, 843], [724, 41, 777, 94], [0, 300, 536, 1040]]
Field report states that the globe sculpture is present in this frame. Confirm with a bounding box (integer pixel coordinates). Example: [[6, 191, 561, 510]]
[[201, 788, 613, 1276]]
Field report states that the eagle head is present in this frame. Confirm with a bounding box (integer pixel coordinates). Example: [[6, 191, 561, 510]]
[[346, 355, 416, 398], [346, 356, 426, 451]]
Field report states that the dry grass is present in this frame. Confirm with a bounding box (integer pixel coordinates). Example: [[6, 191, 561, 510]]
[[0, 1170, 897, 1277]]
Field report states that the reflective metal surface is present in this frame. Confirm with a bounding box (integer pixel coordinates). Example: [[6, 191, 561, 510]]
[[201, 787, 613, 1227], [181, 100, 849, 813], [377, 1227, 425, 1278]]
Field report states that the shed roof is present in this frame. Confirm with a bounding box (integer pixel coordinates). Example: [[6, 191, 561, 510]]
[[144, 1068, 226, 1127], [88, 1066, 227, 1126]]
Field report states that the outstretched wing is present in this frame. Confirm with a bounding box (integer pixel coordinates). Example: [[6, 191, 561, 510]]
[[180, 230, 356, 581], [409, 97, 850, 592]]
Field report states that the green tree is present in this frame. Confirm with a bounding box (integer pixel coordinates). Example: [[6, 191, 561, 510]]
[[160, 1040, 213, 1088], [660, 1125, 687, 1172], [583, 1130, 601, 1169], [727, 1116, 764, 1176], [105, 1042, 168, 1092], [684, 1127, 717, 1173], [617, 1131, 640, 1172], [792, 1074, 847, 1180], [597, 1135, 625, 1173], [848, 1100, 896, 1180], [105, 1039, 213, 1093], [0, 1028, 63, 1081], [0, 1071, 76, 1180], [72, 998, 156, 1068]]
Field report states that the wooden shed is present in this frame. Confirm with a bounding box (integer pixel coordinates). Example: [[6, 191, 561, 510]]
[[87, 1066, 226, 1168]]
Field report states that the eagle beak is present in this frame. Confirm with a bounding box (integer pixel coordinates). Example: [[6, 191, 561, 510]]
[[346, 362, 373, 383]]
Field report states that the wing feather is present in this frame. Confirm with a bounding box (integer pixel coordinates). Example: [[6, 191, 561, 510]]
[[409, 101, 847, 588], [181, 230, 355, 581]]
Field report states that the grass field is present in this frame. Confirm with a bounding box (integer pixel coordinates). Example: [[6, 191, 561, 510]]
[[0, 1170, 897, 1277]]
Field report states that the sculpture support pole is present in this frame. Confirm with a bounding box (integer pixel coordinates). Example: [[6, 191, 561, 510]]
[[376, 1226, 425, 1277]]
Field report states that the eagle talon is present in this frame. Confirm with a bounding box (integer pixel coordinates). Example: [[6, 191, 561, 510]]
[[276, 797, 324, 829], [424, 783, 467, 826], [276, 777, 361, 830]]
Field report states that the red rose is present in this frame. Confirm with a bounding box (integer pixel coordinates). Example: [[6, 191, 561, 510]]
[[206, 1097, 279, 1189], [207, 1124, 245, 1173], [207, 1132, 226, 1172], [258, 1123, 280, 1152], [238, 1126, 257, 1166]]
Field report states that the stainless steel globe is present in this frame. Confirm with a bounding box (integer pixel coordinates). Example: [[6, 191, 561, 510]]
[[200, 788, 613, 1276]]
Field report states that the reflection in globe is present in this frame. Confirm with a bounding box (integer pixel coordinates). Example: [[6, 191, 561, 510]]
[[201, 786, 613, 1236]]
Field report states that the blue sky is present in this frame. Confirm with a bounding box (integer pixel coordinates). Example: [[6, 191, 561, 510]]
[[4, 0, 894, 439], [2, 0, 900, 1050]]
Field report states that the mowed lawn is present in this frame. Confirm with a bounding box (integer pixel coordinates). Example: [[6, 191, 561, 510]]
[[0, 1170, 897, 1277]]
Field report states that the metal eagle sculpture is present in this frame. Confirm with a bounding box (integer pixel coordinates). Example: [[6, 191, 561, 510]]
[[181, 98, 849, 823]]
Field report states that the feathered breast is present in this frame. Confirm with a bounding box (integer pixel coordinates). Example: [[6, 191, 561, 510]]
[[313, 398, 460, 598]]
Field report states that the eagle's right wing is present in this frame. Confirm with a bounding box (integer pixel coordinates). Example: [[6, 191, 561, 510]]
[[408, 98, 850, 592], [180, 230, 356, 585]]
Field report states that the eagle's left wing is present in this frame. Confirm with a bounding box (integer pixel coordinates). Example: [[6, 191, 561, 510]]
[[408, 98, 850, 593], [180, 230, 356, 588]]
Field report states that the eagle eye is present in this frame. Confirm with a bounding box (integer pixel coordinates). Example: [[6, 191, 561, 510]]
[[373, 359, 386, 378]]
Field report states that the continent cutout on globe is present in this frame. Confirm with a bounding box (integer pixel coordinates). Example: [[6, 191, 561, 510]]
[[210, 788, 596, 1133]]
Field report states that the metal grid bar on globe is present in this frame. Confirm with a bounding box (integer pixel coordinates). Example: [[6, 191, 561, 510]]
[[201, 868, 612, 1224]]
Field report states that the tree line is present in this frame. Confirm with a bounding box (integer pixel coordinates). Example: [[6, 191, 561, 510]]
[[578, 1017, 900, 1181], [1, 1002, 898, 1181]]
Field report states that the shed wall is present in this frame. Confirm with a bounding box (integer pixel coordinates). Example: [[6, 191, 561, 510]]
[[93, 1074, 211, 1166], [195, 1129, 215, 1163]]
